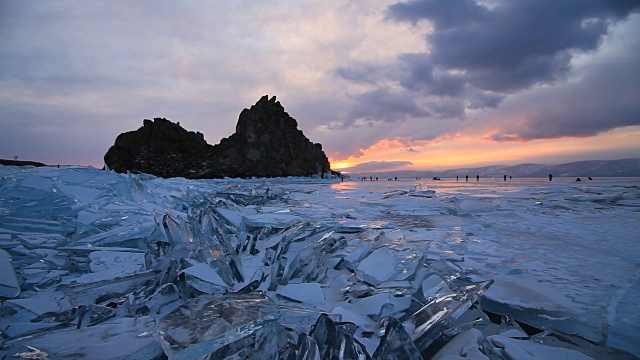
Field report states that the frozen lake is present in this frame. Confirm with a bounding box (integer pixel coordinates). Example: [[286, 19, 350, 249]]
[[326, 177, 640, 353], [0, 166, 638, 359]]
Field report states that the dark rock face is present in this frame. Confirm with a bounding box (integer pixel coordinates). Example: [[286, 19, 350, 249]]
[[0, 159, 46, 167], [104, 96, 331, 179]]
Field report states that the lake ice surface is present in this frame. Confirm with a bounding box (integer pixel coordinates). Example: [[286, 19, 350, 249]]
[[0, 165, 638, 359]]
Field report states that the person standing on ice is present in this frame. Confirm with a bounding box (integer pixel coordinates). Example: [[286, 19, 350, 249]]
[[476, 175, 480, 181], [549, 174, 553, 181], [465, 175, 468, 182]]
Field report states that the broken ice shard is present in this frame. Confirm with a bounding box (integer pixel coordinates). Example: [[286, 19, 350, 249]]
[[406, 280, 494, 351], [0, 249, 20, 298], [76, 221, 155, 247], [89, 250, 147, 275], [355, 230, 421, 286], [276, 283, 326, 305], [162, 213, 195, 249], [62, 270, 157, 306], [155, 293, 280, 360], [11, 316, 162, 360], [483, 335, 593, 360], [372, 317, 423, 360], [310, 313, 371, 360], [408, 183, 435, 198], [197, 212, 244, 283], [296, 334, 321, 360], [180, 262, 230, 294], [280, 230, 349, 285], [206, 320, 293, 360], [276, 306, 342, 333]]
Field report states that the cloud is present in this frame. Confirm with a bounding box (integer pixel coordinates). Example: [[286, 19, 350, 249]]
[[346, 88, 429, 124], [330, 0, 640, 152], [1, 0, 639, 167], [387, 0, 639, 92], [482, 14, 640, 141], [0, 0, 432, 165], [343, 160, 413, 172]]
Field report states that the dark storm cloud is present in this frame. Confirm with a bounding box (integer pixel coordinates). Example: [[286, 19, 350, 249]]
[[466, 91, 504, 110], [396, 54, 465, 96], [488, 39, 640, 141], [346, 88, 429, 124], [334, 63, 392, 86], [344, 160, 413, 172], [334, 0, 640, 143], [387, 0, 639, 91]]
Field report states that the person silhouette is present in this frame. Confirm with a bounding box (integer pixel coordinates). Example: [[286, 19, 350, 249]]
[[465, 175, 468, 182], [549, 174, 553, 181], [476, 175, 480, 182]]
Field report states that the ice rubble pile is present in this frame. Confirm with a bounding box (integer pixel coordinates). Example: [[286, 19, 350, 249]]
[[0, 166, 609, 359]]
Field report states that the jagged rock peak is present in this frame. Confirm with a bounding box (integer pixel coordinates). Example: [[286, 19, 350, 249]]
[[104, 96, 331, 179], [236, 95, 295, 136]]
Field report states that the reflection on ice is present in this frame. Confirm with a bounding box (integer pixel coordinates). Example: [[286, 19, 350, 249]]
[[155, 293, 279, 359]]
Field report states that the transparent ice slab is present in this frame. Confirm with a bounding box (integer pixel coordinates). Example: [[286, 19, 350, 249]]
[[406, 280, 494, 351], [76, 221, 155, 247], [180, 262, 230, 294], [355, 230, 421, 286], [196, 211, 244, 283], [276, 306, 342, 333], [61, 270, 157, 306], [0, 249, 20, 298], [372, 317, 423, 360], [310, 313, 371, 360], [205, 320, 296, 360], [5, 316, 162, 360], [155, 293, 280, 359]]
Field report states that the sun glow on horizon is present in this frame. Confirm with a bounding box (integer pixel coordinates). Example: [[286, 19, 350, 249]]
[[329, 126, 640, 172], [329, 161, 356, 170]]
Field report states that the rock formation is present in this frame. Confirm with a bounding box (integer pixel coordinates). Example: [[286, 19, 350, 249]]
[[104, 95, 331, 179], [0, 159, 46, 167]]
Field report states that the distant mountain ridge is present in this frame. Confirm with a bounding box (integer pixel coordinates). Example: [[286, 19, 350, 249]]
[[348, 158, 640, 179]]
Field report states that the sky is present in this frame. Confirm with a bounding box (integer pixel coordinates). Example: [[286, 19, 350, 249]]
[[1, 0, 639, 172]]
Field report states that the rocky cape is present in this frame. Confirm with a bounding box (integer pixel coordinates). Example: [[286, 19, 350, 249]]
[[104, 96, 331, 179]]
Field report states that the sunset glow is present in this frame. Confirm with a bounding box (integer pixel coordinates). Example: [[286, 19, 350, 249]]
[[333, 126, 640, 173]]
